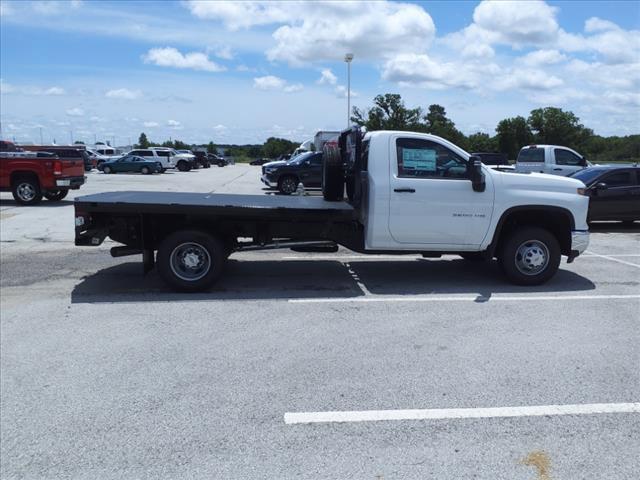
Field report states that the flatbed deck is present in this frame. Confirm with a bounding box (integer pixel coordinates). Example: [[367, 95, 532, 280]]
[[75, 191, 356, 221]]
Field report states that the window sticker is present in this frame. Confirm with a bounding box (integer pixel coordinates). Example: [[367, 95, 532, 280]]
[[402, 148, 436, 171]]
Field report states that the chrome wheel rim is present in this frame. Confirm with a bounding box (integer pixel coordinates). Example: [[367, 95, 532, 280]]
[[170, 242, 211, 281], [515, 240, 549, 276], [17, 183, 36, 202]]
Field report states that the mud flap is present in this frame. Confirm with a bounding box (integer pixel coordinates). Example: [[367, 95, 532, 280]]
[[143, 249, 156, 274]]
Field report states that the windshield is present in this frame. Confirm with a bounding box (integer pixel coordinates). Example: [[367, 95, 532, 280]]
[[569, 168, 606, 185], [288, 152, 314, 164]]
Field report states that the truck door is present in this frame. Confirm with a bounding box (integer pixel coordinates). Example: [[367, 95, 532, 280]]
[[388, 136, 494, 246], [552, 148, 586, 176]]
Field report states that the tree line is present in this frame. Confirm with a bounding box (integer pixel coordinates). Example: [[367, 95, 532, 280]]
[[135, 94, 639, 163], [136, 133, 299, 161], [352, 94, 639, 162]]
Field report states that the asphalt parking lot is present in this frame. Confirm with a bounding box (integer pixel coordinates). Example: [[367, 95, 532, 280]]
[[1, 165, 639, 479]]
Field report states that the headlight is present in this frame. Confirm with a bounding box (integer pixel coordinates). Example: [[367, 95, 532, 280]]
[[577, 187, 587, 195]]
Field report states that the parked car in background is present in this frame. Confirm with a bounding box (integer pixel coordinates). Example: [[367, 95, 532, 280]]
[[192, 150, 211, 168], [21, 145, 95, 171], [127, 148, 174, 172], [516, 145, 588, 176], [93, 145, 118, 156], [261, 151, 323, 194], [0, 150, 86, 204], [0, 140, 22, 152], [98, 155, 162, 175], [250, 158, 271, 166], [472, 152, 514, 170], [152, 148, 197, 171], [569, 165, 639, 224]]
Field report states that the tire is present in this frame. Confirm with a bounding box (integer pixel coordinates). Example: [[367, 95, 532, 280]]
[[498, 227, 560, 286], [278, 175, 298, 195], [322, 163, 344, 201], [459, 252, 487, 262], [160, 168, 167, 173], [103, 166, 112, 174], [44, 190, 68, 202], [157, 230, 226, 292], [177, 161, 189, 172], [12, 177, 43, 205], [141, 166, 150, 175]]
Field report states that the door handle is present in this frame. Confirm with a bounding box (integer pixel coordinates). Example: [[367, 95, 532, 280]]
[[394, 188, 415, 193], [553, 168, 562, 171]]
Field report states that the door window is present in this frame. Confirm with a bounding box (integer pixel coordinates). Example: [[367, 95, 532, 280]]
[[555, 149, 583, 166], [602, 171, 633, 187], [396, 138, 467, 179]]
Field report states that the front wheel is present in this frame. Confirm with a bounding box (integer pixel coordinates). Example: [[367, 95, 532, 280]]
[[177, 161, 190, 172], [141, 166, 150, 175], [499, 227, 560, 285], [103, 166, 112, 174], [278, 175, 298, 195], [157, 230, 226, 292], [44, 190, 68, 201]]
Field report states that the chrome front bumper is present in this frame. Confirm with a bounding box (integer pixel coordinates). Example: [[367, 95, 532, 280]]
[[568, 230, 590, 262]]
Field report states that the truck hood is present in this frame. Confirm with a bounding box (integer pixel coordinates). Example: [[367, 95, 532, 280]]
[[263, 160, 287, 168], [493, 170, 585, 193]]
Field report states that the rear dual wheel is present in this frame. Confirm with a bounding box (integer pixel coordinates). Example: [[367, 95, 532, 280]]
[[157, 230, 227, 292]]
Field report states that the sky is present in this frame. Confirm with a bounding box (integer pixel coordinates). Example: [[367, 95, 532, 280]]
[[1, 0, 639, 146]]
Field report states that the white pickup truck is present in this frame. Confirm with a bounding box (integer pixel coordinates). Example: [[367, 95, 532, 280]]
[[515, 144, 588, 176], [75, 128, 590, 291]]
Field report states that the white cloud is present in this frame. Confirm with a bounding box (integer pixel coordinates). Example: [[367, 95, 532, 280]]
[[90, 116, 107, 122], [167, 119, 182, 129], [334, 85, 358, 99], [212, 124, 227, 131], [382, 54, 485, 90], [43, 86, 65, 95], [143, 121, 159, 127], [66, 107, 84, 116], [187, 1, 435, 65], [317, 68, 337, 85], [212, 45, 234, 60], [517, 49, 567, 66], [142, 47, 226, 72], [0, 81, 66, 96], [105, 88, 141, 100], [495, 70, 564, 91], [472, 0, 559, 46], [253, 75, 303, 93]]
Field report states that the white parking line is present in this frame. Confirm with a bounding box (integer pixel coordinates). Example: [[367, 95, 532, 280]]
[[289, 294, 640, 304], [284, 402, 640, 425], [344, 262, 372, 296], [584, 252, 640, 268]]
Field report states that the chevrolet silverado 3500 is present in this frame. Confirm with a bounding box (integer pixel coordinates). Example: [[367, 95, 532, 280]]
[[75, 128, 590, 291]]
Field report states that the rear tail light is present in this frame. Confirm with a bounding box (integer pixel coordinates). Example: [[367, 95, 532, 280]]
[[53, 160, 63, 175]]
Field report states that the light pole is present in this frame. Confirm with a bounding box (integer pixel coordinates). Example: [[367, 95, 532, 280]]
[[344, 53, 354, 128]]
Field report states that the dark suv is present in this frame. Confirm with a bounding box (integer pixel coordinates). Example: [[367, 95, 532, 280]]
[[260, 151, 323, 194]]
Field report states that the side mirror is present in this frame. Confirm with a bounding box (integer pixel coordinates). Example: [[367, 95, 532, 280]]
[[595, 182, 608, 190], [468, 155, 486, 192]]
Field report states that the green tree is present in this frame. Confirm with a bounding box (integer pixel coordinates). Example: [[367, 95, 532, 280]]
[[73, 140, 85, 145], [137, 132, 150, 149], [206, 141, 218, 154], [262, 137, 298, 158], [423, 104, 467, 147], [467, 132, 497, 153], [495, 116, 533, 159], [352, 94, 423, 131], [527, 107, 592, 150]]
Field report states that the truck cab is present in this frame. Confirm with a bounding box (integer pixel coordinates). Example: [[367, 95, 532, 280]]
[[515, 145, 587, 176]]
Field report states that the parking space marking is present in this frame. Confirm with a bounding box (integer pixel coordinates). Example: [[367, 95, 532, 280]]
[[343, 262, 372, 296], [284, 402, 640, 425], [289, 294, 640, 304], [584, 252, 640, 268]]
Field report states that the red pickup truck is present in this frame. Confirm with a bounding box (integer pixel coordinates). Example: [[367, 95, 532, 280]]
[[0, 142, 86, 205]]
